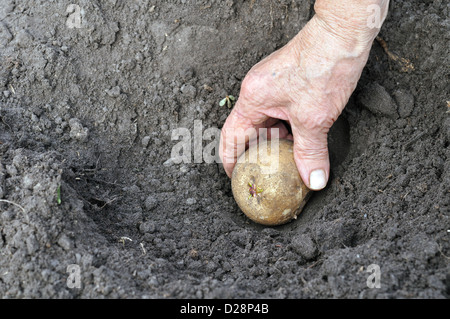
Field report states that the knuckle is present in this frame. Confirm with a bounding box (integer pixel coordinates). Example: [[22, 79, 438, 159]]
[[239, 70, 266, 103], [299, 110, 335, 133], [294, 140, 329, 160]]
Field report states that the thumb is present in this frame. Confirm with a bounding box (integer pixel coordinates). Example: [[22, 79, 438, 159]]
[[292, 123, 330, 191]]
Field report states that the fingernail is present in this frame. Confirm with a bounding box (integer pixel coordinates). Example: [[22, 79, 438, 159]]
[[309, 169, 327, 190]]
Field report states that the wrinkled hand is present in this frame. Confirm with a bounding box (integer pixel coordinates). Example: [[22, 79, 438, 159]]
[[220, 10, 386, 190]]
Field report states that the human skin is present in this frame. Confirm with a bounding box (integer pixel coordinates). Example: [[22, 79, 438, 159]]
[[219, 0, 390, 190]]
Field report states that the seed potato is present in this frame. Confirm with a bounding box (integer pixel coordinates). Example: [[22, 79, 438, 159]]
[[231, 139, 312, 226]]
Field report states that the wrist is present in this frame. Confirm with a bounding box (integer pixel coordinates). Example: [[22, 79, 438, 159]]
[[284, 14, 377, 112], [292, 15, 373, 63], [313, 0, 389, 54]]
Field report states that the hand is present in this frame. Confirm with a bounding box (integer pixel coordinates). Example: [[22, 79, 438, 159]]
[[219, 9, 386, 190]]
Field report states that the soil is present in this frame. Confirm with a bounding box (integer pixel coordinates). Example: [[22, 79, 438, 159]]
[[0, 0, 449, 299]]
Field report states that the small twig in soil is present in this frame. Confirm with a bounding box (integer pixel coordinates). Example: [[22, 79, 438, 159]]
[[376, 36, 414, 72], [0, 199, 25, 213], [401, 191, 410, 200], [8, 84, 15, 95], [0, 116, 13, 131], [437, 244, 450, 260], [403, 131, 428, 151], [118, 236, 133, 247], [99, 196, 119, 209], [300, 276, 307, 285], [140, 242, 147, 256], [200, 3, 211, 10], [307, 259, 322, 269]]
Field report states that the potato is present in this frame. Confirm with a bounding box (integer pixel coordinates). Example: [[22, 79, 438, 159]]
[[231, 139, 311, 226]]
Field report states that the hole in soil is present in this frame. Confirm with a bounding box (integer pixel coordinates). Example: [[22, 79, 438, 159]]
[[328, 115, 350, 170], [87, 197, 108, 209], [61, 165, 130, 243]]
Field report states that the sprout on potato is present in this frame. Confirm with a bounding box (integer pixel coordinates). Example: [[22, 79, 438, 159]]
[[231, 139, 311, 226]]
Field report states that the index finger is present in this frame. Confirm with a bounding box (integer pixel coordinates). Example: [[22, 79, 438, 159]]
[[219, 103, 263, 177]]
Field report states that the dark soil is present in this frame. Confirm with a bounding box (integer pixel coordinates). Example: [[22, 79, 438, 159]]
[[0, 0, 448, 298]]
